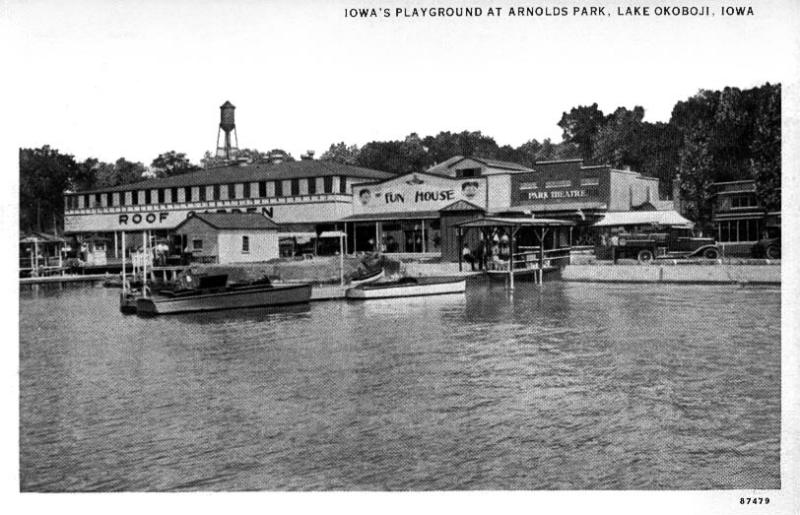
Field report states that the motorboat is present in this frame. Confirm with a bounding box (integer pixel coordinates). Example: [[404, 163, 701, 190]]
[[135, 274, 312, 315], [346, 276, 466, 300], [349, 268, 384, 287]]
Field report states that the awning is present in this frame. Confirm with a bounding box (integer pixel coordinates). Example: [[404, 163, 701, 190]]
[[278, 232, 316, 244], [503, 202, 607, 213], [456, 217, 575, 228], [340, 211, 441, 222], [592, 210, 694, 228]]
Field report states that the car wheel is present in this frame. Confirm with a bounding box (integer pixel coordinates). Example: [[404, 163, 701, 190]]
[[703, 248, 719, 259], [637, 249, 654, 263], [766, 245, 780, 259]]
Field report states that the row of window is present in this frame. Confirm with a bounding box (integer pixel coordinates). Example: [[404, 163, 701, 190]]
[[727, 194, 759, 209], [521, 177, 600, 190], [67, 176, 349, 210], [717, 219, 763, 242]]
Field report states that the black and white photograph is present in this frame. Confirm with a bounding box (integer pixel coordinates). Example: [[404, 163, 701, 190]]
[[7, 0, 799, 513]]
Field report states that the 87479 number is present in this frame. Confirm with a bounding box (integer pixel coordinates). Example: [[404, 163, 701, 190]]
[[740, 497, 770, 505]]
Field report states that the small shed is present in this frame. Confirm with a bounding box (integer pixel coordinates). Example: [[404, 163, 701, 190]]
[[173, 212, 279, 264]]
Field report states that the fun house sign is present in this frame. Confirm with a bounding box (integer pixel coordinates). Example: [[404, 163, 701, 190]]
[[352, 174, 487, 214]]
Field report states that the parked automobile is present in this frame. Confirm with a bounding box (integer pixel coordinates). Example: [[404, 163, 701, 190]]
[[751, 227, 781, 259], [598, 226, 721, 263]]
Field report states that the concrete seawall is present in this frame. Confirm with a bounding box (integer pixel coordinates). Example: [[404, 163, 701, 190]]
[[562, 264, 780, 285]]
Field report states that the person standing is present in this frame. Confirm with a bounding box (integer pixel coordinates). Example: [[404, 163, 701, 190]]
[[610, 232, 620, 263], [462, 244, 475, 271]]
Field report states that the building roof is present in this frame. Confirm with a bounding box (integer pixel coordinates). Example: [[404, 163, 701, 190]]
[[426, 155, 532, 176], [340, 211, 441, 222], [592, 210, 694, 228], [20, 232, 65, 244], [440, 200, 485, 212], [74, 161, 395, 194], [455, 217, 575, 228], [176, 212, 279, 231]]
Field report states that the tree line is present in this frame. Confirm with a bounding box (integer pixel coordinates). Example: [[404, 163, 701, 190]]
[[19, 82, 780, 234]]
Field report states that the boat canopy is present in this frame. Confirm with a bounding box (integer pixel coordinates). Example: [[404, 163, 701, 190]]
[[592, 210, 694, 228], [455, 217, 575, 228]]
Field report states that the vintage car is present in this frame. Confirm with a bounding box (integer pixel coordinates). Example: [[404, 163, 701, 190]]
[[751, 226, 781, 259], [599, 226, 721, 263]]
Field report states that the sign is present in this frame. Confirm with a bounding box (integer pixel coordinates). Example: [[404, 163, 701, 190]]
[[352, 173, 486, 214], [63, 200, 349, 233], [511, 173, 602, 206]]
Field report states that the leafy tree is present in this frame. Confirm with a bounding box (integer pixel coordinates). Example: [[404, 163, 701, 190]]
[[19, 146, 77, 233], [320, 142, 360, 165], [151, 151, 200, 177], [558, 103, 608, 161], [750, 83, 781, 211]]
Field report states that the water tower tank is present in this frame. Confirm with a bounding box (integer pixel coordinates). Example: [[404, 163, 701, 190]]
[[219, 101, 236, 132]]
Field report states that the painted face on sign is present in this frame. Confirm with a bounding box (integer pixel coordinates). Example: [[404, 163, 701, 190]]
[[359, 189, 371, 205], [462, 181, 479, 199]]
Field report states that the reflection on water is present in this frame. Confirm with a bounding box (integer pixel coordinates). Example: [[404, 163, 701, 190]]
[[19, 281, 780, 490]]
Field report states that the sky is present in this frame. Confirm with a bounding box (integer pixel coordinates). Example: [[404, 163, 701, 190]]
[[5, 0, 799, 166]]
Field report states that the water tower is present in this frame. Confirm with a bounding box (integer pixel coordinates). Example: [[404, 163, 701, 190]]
[[215, 101, 239, 159]]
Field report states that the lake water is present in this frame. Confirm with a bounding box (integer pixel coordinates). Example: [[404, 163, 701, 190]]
[[19, 280, 780, 491]]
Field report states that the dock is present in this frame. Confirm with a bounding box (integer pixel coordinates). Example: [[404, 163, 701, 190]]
[[562, 263, 781, 285]]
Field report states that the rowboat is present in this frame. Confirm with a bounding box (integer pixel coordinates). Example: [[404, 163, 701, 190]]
[[135, 274, 312, 315], [349, 268, 384, 287], [346, 276, 466, 300]]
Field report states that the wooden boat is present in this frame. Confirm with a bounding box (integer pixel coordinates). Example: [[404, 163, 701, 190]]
[[349, 268, 384, 287], [135, 274, 312, 315], [346, 276, 466, 300]]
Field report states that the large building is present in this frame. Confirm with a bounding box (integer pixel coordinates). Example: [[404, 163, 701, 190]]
[[64, 154, 682, 262], [64, 160, 393, 255], [710, 180, 781, 255]]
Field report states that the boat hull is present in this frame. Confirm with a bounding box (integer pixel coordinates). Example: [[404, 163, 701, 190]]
[[349, 269, 384, 287], [346, 277, 466, 300], [136, 283, 312, 315]]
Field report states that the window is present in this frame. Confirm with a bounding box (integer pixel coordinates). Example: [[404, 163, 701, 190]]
[[244, 182, 251, 198], [192, 239, 203, 250], [145, 190, 151, 204], [731, 194, 757, 209], [259, 181, 267, 197], [199, 187, 207, 202], [171, 187, 178, 203], [213, 184, 220, 200], [131, 191, 139, 205], [581, 177, 599, 186], [158, 189, 165, 203], [308, 178, 316, 195], [457, 168, 481, 178], [185, 187, 192, 202], [106, 192, 113, 206], [339, 176, 347, 194], [228, 183, 236, 199], [291, 179, 300, 196], [242, 235, 250, 253], [324, 176, 333, 193], [275, 180, 283, 197], [94, 193, 102, 206], [121, 192, 128, 206], [546, 180, 572, 189]]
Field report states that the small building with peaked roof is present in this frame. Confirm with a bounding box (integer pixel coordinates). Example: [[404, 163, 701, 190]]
[[173, 212, 279, 264]]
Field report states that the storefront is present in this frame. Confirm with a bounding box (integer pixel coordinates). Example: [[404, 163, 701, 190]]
[[340, 172, 488, 257], [711, 180, 781, 256]]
